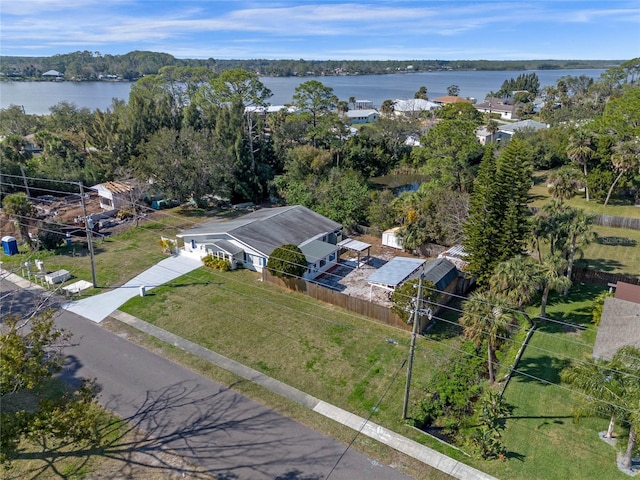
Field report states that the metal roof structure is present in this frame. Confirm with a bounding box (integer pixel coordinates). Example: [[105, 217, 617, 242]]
[[338, 238, 372, 268], [367, 257, 425, 288], [421, 258, 458, 291], [300, 239, 339, 263]]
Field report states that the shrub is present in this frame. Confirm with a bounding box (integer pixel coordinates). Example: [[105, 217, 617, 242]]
[[202, 254, 231, 271], [267, 244, 307, 279], [592, 290, 614, 326]]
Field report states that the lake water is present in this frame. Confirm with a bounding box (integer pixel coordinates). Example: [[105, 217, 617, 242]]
[[1, 69, 606, 115]]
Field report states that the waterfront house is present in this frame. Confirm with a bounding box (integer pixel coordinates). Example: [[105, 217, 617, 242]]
[[345, 109, 379, 124], [432, 95, 472, 105], [392, 99, 439, 117], [177, 205, 343, 279], [474, 97, 521, 120]]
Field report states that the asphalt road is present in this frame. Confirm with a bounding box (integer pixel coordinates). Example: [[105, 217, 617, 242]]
[[1, 280, 412, 480]]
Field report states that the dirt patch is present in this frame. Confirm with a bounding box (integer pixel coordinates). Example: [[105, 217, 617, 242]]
[[314, 233, 425, 308]]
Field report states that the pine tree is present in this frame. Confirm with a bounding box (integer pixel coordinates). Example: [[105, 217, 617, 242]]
[[463, 141, 532, 285]]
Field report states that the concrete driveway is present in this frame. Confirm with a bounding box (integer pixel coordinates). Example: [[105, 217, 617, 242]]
[[63, 253, 202, 322]]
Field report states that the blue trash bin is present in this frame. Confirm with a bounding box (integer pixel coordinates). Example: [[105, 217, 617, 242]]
[[2, 236, 19, 255]]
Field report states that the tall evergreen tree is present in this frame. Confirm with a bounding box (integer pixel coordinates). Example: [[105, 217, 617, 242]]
[[463, 141, 532, 284]]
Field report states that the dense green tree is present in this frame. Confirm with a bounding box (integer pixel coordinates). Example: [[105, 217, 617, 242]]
[[136, 127, 230, 206], [463, 141, 532, 284], [390, 279, 435, 323], [36, 221, 66, 250], [414, 86, 428, 100], [2, 192, 36, 246], [0, 134, 33, 196], [436, 102, 483, 124], [315, 169, 371, 230], [291, 80, 337, 146], [411, 119, 483, 192], [447, 84, 460, 96], [0, 313, 101, 464], [267, 244, 307, 279]]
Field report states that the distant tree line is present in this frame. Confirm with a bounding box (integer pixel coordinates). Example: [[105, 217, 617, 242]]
[[0, 50, 620, 81]]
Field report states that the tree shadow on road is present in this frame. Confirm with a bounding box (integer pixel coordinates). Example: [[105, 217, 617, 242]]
[[9, 379, 342, 479]]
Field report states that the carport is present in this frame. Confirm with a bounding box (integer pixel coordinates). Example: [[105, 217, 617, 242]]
[[366, 257, 425, 301], [338, 238, 372, 268]]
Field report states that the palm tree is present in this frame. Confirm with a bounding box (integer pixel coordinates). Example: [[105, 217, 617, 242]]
[[563, 208, 595, 296], [609, 346, 640, 469], [604, 138, 640, 206], [460, 289, 513, 383], [538, 254, 571, 319], [561, 357, 622, 440], [490, 255, 540, 310], [566, 129, 595, 201], [381, 99, 395, 117], [547, 165, 584, 201], [486, 120, 499, 143], [348, 96, 356, 110]]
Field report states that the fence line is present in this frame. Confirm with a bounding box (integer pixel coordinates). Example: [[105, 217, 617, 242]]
[[529, 207, 640, 230], [262, 270, 410, 331], [571, 266, 640, 287]]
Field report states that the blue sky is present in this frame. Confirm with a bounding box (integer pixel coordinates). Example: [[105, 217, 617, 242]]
[[1, 1, 639, 60]]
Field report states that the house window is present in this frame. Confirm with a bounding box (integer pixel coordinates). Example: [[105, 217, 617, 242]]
[[320, 259, 326, 267], [329, 253, 335, 261]]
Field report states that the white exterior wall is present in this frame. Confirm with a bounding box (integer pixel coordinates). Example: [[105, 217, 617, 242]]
[[382, 230, 403, 250]]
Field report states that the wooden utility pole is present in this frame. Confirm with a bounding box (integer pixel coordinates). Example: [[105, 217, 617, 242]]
[[79, 182, 98, 288], [402, 273, 424, 420]]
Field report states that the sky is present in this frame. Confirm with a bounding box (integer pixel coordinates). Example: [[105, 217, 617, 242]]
[[1, 1, 639, 60]]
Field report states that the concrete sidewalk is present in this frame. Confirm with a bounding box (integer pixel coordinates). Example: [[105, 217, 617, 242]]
[[111, 309, 498, 480], [3, 266, 498, 480], [62, 253, 202, 322]]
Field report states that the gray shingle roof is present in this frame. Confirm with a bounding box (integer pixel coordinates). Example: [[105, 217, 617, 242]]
[[177, 205, 342, 256], [593, 297, 640, 360]]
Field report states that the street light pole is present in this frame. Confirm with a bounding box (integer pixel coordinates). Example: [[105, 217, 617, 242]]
[[79, 182, 98, 288], [402, 272, 424, 420]]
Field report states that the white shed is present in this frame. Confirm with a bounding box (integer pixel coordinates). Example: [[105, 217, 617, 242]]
[[382, 227, 403, 250]]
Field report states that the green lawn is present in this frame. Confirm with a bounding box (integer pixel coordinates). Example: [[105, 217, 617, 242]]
[[119, 268, 635, 480], [0, 208, 206, 292], [530, 169, 640, 217], [497, 283, 632, 480]]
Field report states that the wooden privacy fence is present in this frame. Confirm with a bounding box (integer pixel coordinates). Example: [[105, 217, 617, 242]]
[[261, 270, 410, 331], [571, 266, 640, 287]]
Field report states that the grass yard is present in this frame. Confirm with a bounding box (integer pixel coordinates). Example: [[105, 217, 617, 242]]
[[577, 225, 640, 277], [530, 169, 640, 218], [0, 208, 207, 292], [496, 283, 633, 480]]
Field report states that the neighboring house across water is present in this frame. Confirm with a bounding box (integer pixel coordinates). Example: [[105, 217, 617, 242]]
[[176, 205, 343, 279], [593, 281, 640, 360], [42, 69, 63, 79], [91, 181, 139, 210]]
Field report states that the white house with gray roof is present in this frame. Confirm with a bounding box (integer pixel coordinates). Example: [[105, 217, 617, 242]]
[[176, 205, 343, 279]]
